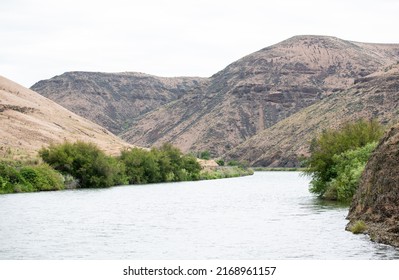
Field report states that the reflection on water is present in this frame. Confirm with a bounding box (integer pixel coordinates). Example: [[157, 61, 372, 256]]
[[0, 172, 398, 259]]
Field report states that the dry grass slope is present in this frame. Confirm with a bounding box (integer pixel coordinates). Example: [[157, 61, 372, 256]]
[[0, 75, 131, 159]]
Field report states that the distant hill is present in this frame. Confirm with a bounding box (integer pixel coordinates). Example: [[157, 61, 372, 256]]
[[120, 36, 399, 156], [31, 72, 206, 134], [0, 75, 131, 159], [224, 63, 399, 166], [31, 35, 399, 160]]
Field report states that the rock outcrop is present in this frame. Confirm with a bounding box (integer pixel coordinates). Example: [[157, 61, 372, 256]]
[[346, 122, 399, 247]]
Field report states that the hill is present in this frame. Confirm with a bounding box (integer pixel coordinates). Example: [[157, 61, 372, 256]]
[[0, 75, 131, 159], [31, 72, 206, 134], [225, 63, 399, 166], [31, 36, 399, 158], [121, 35, 399, 155]]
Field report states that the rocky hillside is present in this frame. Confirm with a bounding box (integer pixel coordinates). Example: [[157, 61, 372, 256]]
[[0, 75, 131, 158], [225, 63, 399, 166], [31, 72, 206, 134], [121, 36, 399, 156], [31, 36, 399, 158], [346, 122, 399, 247]]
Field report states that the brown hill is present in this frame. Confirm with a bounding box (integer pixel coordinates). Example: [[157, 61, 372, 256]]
[[0, 75, 131, 158], [31, 72, 207, 134], [120, 36, 399, 156], [225, 63, 399, 166], [347, 122, 399, 247]]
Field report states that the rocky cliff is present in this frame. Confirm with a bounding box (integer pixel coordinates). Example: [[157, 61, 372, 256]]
[[0, 75, 131, 158], [225, 64, 399, 166], [346, 122, 399, 247]]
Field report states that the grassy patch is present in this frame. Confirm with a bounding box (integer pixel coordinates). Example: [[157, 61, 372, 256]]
[[350, 220, 367, 234]]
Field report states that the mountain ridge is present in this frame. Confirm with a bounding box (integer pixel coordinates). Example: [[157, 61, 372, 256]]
[[120, 35, 399, 156], [30, 36, 399, 162]]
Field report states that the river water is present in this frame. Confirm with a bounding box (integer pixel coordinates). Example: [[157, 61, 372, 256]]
[[0, 172, 398, 259]]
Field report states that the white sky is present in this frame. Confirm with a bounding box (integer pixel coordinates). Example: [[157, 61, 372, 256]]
[[1, 0, 399, 87]]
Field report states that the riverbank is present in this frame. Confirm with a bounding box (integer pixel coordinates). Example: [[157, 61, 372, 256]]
[[200, 166, 254, 180], [252, 167, 305, 172], [0, 142, 254, 195]]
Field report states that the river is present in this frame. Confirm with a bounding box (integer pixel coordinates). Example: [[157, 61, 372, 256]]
[[0, 172, 398, 259]]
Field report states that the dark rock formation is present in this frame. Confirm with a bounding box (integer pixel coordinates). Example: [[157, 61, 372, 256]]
[[346, 123, 399, 247]]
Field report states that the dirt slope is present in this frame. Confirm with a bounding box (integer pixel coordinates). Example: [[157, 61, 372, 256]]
[[0, 75, 131, 158]]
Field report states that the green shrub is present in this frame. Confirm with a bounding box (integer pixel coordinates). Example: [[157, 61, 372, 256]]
[[120, 144, 201, 184], [120, 148, 161, 184], [323, 142, 378, 201], [40, 141, 127, 188], [304, 119, 383, 201], [199, 150, 211, 160], [0, 162, 33, 193], [0, 161, 64, 193], [20, 164, 64, 191], [350, 220, 367, 234], [227, 160, 240, 166]]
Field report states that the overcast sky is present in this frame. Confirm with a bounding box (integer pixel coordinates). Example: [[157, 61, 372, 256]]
[[1, 0, 399, 87]]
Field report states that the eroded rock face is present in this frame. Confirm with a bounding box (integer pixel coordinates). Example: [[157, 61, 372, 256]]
[[347, 123, 399, 247]]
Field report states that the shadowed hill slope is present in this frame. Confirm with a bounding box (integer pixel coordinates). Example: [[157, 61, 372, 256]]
[[31, 71, 207, 134]]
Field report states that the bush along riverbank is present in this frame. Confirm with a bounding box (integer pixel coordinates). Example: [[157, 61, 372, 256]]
[[303, 119, 384, 203], [0, 141, 253, 194]]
